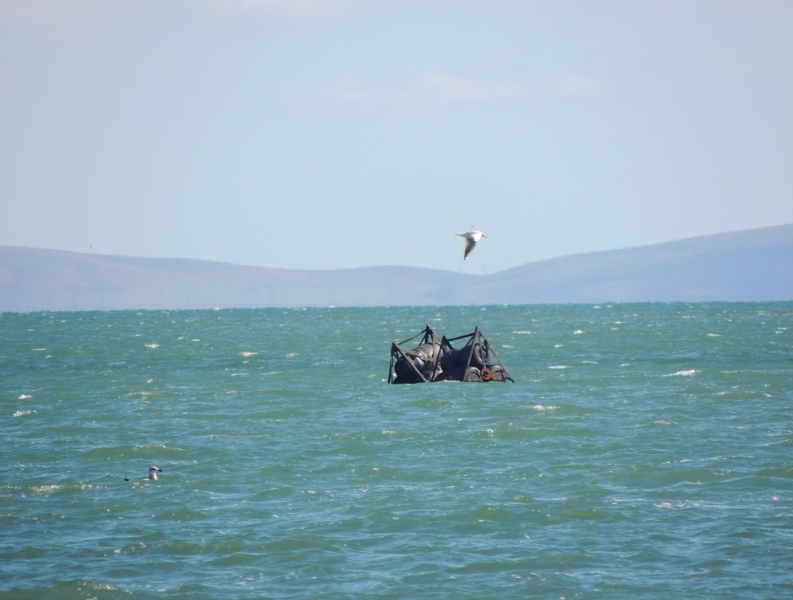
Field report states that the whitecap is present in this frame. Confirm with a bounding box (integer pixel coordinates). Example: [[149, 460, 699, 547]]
[[13, 410, 35, 417], [548, 365, 569, 369], [706, 333, 722, 337], [145, 343, 160, 349], [240, 352, 258, 357], [121, 391, 153, 398], [502, 344, 513, 348], [554, 344, 564, 348], [533, 405, 558, 411], [513, 331, 532, 334], [19, 394, 32, 400], [132, 443, 178, 451], [285, 353, 298, 358], [573, 330, 584, 335], [663, 370, 699, 377], [655, 501, 697, 510]]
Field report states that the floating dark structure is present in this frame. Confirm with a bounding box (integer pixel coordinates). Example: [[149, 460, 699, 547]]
[[388, 325, 514, 384]]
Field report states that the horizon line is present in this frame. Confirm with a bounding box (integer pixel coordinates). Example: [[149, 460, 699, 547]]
[[3, 221, 791, 276]]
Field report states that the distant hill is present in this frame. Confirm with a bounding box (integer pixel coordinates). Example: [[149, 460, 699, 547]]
[[1, 224, 792, 312], [459, 223, 793, 305]]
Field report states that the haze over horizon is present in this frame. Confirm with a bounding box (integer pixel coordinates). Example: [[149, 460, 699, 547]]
[[1, 1, 792, 274], [3, 223, 791, 312], [5, 221, 793, 275]]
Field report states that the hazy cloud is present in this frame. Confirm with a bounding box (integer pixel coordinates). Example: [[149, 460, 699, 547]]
[[3, 0, 791, 46], [325, 73, 529, 104], [1, 0, 145, 43], [686, 42, 791, 77], [545, 73, 609, 97], [419, 73, 528, 102], [616, 0, 793, 11], [326, 72, 613, 104], [199, 0, 358, 18], [0, 0, 356, 44], [324, 78, 417, 104]]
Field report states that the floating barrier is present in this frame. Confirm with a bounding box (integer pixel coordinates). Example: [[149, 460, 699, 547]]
[[388, 325, 514, 384]]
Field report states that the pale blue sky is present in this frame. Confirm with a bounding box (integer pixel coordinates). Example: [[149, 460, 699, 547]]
[[1, 0, 791, 273]]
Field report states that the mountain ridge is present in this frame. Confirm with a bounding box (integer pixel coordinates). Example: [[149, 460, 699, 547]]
[[1, 223, 791, 311]]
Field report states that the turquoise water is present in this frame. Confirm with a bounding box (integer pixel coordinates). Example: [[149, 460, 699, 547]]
[[2, 303, 792, 599]]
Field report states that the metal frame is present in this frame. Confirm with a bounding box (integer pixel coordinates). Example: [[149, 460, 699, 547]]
[[388, 325, 440, 384], [389, 325, 514, 384]]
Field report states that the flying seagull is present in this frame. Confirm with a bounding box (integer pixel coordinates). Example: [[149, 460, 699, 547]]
[[124, 466, 162, 481], [456, 230, 487, 260]]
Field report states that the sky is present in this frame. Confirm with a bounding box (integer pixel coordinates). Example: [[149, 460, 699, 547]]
[[1, 0, 792, 274]]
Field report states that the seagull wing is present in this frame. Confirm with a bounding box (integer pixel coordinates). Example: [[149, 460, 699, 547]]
[[463, 237, 476, 260]]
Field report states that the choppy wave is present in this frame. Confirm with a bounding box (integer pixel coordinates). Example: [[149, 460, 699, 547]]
[[2, 302, 792, 599], [663, 369, 700, 377]]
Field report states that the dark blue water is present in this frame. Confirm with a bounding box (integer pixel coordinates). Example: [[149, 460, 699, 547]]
[[2, 303, 792, 598]]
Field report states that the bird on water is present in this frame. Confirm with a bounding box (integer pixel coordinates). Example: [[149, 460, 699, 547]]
[[456, 230, 487, 260], [124, 466, 162, 481]]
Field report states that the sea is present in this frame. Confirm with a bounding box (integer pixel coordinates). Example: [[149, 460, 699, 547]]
[[2, 303, 792, 599]]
